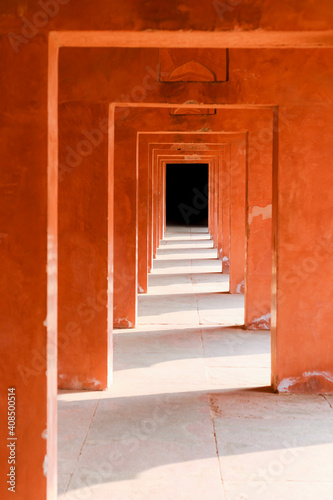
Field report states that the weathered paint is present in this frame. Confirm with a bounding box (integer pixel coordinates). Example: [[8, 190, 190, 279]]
[[1, 5, 333, 498], [249, 204, 272, 225], [278, 372, 333, 394], [247, 313, 271, 330]]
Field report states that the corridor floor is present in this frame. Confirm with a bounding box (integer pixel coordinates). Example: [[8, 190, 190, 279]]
[[58, 226, 333, 500]]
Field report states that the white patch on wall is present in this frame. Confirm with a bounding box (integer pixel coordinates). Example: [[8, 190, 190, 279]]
[[236, 280, 245, 293], [252, 313, 271, 329], [138, 285, 144, 293], [42, 429, 47, 440], [278, 371, 333, 392], [277, 377, 298, 392], [303, 371, 333, 383], [115, 319, 133, 328], [171, 144, 209, 151], [87, 378, 102, 388], [249, 204, 272, 225], [184, 155, 201, 161], [58, 375, 101, 389], [43, 455, 48, 477]]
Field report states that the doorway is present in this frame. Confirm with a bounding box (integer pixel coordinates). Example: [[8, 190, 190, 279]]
[[166, 163, 208, 227]]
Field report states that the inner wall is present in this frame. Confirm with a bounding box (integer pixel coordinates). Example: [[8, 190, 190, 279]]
[[166, 163, 209, 226]]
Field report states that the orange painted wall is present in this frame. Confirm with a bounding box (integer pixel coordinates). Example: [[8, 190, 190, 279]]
[[140, 132, 237, 280], [0, 35, 51, 499], [58, 44, 333, 389], [115, 107, 273, 331], [155, 139, 246, 295], [139, 132, 244, 292], [229, 140, 247, 294], [58, 102, 109, 389], [1, 6, 333, 498]]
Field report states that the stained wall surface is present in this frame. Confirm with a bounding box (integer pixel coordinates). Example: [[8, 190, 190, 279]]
[[1, 3, 333, 499]]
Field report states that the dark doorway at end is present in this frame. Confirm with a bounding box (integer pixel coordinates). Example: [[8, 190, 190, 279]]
[[166, 163, 209, 227]]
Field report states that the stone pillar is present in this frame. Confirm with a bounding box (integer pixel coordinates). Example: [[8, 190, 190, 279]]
[[148, 143, 154, 271], [244, 111, 272, 329], [138, 138, 149, 292], [209, 163, 214, 237], [229, 139, 246, 293], [58, 102, 110, 389], [158, 159, 163, 242], [162, 162, 166, 235], [113, 115, 137, 328], [221, 149, 231, 273], [217, 155, 224, 260], [213, 160, 219, 248], [153, 156, 159, 257], [272, 105, 333, 393], [0, 35, 56, 500]]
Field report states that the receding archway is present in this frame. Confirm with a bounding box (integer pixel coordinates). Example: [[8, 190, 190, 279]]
[[166, 163, 209, 227]]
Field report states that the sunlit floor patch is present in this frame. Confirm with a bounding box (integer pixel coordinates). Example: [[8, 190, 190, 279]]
[[58, 226, 333, 500]]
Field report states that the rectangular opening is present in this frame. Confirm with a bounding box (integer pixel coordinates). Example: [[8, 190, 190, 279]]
[[166, 163, 209, 227]]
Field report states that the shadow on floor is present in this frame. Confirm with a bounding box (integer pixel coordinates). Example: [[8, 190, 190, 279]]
[[113, 325, 269, 371], [147, 272, 229, 286], [59, 387, 333, 493]]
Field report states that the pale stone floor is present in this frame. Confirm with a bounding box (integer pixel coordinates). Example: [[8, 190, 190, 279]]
[[58, 226, 333, 500]]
